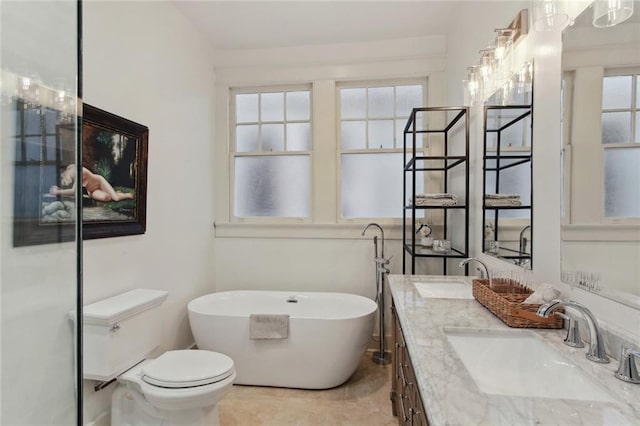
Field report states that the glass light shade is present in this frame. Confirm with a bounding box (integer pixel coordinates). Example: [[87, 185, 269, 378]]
[[593, 0, 634, 28], [532, 0, 569, 31], [493, 35, 513, 81]]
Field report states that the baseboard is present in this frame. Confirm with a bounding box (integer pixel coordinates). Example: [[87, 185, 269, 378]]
[[85, 410, 110, 426]]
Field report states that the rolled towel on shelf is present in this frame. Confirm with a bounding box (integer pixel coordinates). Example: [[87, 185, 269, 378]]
[[523, 283, 562, 304], [250, 314, 290, 340]]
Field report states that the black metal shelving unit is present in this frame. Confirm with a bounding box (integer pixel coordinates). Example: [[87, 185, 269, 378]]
[[402, 106, 470, 275], [482, 104, 533, 266]]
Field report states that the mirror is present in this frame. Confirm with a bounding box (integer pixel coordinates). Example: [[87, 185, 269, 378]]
[[561, 4, 640, 307], [482, 62, 534, 267]]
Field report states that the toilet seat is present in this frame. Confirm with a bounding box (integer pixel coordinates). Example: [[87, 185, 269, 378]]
[[142, 350, 234, 388]]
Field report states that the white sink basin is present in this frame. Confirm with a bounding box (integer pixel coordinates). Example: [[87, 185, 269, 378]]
[[444, 329, 615, 402], [413, 278, 473, 299]]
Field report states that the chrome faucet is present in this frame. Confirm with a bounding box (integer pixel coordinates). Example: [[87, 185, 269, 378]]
[[362, 223, 385, 259], [459, 258, 492, 288], [536, 299, 609, 363], [518, 225, 531, 266]]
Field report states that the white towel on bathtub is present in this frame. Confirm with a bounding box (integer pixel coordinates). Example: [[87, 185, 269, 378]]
[[249, 314, 289, 339]]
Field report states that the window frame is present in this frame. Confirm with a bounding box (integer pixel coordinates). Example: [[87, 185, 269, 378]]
[[336, 78, 428, 224], [229, 84, 313, 223], [601, 68, 640, 222]]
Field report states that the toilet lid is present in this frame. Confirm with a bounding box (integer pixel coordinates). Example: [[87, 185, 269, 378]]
[[141, 350, 234, 388]]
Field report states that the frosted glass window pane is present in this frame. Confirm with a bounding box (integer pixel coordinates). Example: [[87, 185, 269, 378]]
[[341, 121, 366, 149], [236, 125, 258, 152], [602, 76, 632, 109], [602, 112, 631, 144], [604, 147, 640, 217], [24, 108, 41, 134], [234, 155, 310, 217], [369, 120, 394, 149], [261, 92, 284, 122], [261, 124, 284, 151], [286, 91, 310, 120], [636, 112, 640, 143], [25, 136, 41, 161], [341, 153, 423, 218], [287, 123, 310, 151], [236, 94, 258, 123], [368, 87, 394, 118], [341, 88, 366, 119], [44, 109, 58, 133], [396, 85, 423, 116], [399, 118, 424, 149], [485, 160, 531, 219]]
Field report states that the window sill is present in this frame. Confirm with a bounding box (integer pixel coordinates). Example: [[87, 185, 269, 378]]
[[561, 223, 640, 242], [214, 222, 407, 239]]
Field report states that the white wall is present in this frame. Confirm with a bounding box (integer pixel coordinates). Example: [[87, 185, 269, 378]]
[[446, 1, 640, 342], [82, 2, 216, 422]]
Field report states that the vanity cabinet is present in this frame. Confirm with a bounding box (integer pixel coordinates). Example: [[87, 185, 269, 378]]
[[391, 304, 429, 426], [402, 107, 469, 275]]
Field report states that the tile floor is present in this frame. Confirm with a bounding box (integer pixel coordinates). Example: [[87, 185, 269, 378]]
[[218, 351, 398, 425]]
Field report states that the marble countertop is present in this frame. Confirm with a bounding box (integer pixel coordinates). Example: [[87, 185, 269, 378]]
[[389, 274, 640, 426]]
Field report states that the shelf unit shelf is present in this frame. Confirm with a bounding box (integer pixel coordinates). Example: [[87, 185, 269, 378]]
[[402, 106, 470, 275]]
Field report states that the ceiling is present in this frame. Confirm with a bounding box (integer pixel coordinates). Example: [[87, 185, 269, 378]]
[[172, 1, 461, 50]]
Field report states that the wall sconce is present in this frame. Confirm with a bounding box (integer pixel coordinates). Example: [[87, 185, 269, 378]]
[[592, 0, 634, 28], [531, 0, 569, 31]]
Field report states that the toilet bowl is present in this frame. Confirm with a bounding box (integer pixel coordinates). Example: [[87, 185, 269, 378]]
[[112, 350, 236, 425], [78, 289, 236, 426]]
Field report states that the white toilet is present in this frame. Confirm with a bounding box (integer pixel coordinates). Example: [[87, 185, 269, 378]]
[[81, 289, 235, 426]]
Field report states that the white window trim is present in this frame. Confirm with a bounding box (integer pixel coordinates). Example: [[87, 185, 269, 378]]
[[336, 78, 428, 224], [229, 84, 313, 223], [601, 68, 640, 223]]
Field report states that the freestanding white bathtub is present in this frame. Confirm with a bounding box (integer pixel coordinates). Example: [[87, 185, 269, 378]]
[[187, 290, 376, 389]]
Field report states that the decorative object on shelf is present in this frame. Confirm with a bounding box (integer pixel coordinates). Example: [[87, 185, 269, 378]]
[[416, 222, 433, 247], [531, 0, 569, 32], [463, 9, 529, 106], [592, 0, 634, 28]]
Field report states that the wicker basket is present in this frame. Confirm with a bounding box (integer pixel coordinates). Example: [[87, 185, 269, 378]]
[[472, 278, 563, 329]]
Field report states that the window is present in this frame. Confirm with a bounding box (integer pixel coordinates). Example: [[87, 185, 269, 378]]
[[231, 87, 311, 219], [338, 81, 426, 219], [601, 72, 640, 218]]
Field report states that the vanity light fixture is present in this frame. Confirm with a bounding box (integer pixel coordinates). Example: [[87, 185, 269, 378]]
[[531, 0, 569, 31], [592, 0, 634, 28], [462, 9, 528, 106]]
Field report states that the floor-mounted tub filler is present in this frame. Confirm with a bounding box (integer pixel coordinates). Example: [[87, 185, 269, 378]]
[[188, 290, 376, 389]]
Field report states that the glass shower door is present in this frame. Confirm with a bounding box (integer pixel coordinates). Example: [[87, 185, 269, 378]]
[[0, 1, 81, 424]]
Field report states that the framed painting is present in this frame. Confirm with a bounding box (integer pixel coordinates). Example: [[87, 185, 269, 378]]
[[79, 104, 148, 239], [12, 103, 148, 246]]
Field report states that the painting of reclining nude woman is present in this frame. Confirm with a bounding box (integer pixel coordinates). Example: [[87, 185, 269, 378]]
[[14, 104, 149, 246]]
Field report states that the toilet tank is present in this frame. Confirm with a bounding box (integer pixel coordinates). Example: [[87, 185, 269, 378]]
[[82, 289, 168, 381]]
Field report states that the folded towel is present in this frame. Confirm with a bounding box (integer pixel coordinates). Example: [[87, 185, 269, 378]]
[[415, 193, 457, 199], [523, 283, 561, 304], [485, 193, 521, 199], [250, 314, 289, 339], [485, 199, 522, 207], [410, 198, 458, 207]]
